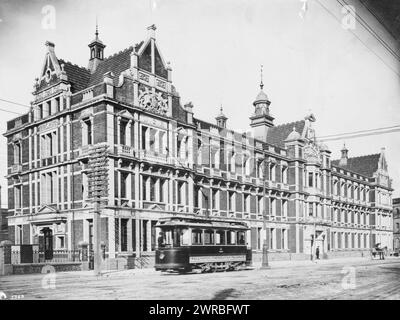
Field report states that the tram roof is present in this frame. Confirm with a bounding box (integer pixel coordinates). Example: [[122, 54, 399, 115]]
[[156, 215, 249, 230]]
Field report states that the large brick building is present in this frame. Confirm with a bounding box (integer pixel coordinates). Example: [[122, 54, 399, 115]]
[[4, 25, 393, 261]]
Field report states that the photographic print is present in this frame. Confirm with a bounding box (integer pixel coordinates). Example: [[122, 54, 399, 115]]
[[0, 0, 399, 310]]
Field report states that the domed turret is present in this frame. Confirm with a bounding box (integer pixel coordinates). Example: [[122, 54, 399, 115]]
[[249, 65, 274, 141], [215, 105, 228, 128], [253, 89, 269, 106]]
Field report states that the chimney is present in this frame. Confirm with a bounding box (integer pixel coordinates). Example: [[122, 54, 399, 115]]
[[339, 143, 348, 166]]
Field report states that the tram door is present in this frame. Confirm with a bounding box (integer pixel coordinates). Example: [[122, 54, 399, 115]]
[[42, 228, 54, 260]]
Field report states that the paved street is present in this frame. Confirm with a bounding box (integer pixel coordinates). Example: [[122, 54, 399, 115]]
[[0, 257, 399, 300]]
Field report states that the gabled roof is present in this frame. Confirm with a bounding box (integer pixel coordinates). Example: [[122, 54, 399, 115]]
[[54, 41, 145, 92], [58, 59, 91, 92], [266, 120, 306, 148], [331, 153, 381, 177], [88, 46, 134, 87]]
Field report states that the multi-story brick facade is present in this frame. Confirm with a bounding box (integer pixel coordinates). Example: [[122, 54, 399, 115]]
[[4, 25, 393, 261], [393, 198, 400, 252]]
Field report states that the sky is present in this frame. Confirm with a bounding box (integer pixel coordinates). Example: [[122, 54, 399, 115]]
[[0, 0, 399, 207]]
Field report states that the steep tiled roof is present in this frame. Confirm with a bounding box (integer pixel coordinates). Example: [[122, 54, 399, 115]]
[[331, 154, 380, 177], [88, 47, 134, 86], [58, 59, 91, 92], [266, 120, 305, 148]]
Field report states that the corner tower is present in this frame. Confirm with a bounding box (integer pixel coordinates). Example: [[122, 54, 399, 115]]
[[249, 66, 274, 141]]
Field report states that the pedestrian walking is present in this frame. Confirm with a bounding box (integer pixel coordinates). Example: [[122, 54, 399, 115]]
[[316, 246, 320, 260]]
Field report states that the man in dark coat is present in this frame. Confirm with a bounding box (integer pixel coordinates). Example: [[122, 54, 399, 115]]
[[316, 246, 320, 260]]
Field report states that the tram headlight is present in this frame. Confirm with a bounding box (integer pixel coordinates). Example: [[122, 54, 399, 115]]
[[159, 252, 165, 260]]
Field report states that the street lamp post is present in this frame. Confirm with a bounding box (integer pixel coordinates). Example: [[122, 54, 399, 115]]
[[261, 152, 270, 269]]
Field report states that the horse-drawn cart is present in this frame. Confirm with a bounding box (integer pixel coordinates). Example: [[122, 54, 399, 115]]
[[371, 244, 387, 260]]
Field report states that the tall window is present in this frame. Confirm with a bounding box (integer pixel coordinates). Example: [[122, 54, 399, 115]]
[[282, 229, 286, 250], [159, 179, 165, 203], [14, 185, 22, 209], [14, 142, 21, 164], [282, 200, 287, 217], [121, 219, 128, 252], [270, 198, 276, 216], [269, 228, 275, 249], [269, 163, 276, 182], [212, 189, 218, 209], [281, 166, 288, 184], [82, 172, 89, 201], [228, 191, 234, 211], [150, 177, 156, 202], [41, 171, 57, 204], [229, 151, 235, 172], [194, 185, 200, 208], [121, 172, 129, 199], [257, 161, 264, 179], [83, 118, 92, 145], [41, 131, 57, 158], [257, 196, 263, 214], [120, 120, 128, 145], [141, 126, 147, 149], [243, 194, 249, 213], [142, 176, 147, 201], [177, 181, 184, 205], [149, 128, 156, 151], [159, 131, 165, 154], [308, 172, 313, 187]]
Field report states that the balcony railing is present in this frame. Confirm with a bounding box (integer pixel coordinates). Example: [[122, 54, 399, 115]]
[[138, 150, 169, 164], [11, 164, 22, 174], [79, 145, 91, 157], [117, 144, 135, 157]]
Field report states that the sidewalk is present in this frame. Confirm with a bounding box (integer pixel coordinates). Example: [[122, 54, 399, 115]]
[[252, 255, 400, 269], [2, 255, 398, 280]]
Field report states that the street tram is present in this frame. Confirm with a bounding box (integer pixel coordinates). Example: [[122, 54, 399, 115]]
[[154, 215, 252, 273]]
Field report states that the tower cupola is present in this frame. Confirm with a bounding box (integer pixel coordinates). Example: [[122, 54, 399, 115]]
[[215, 105, 228, 128], [250, 65, 274, 141], [339, 143, 349, 166], [88, 23, 106, 73]]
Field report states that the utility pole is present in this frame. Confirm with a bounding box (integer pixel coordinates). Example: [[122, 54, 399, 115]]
[[88, 144, 109, 276], [261, 151, 270, 269]]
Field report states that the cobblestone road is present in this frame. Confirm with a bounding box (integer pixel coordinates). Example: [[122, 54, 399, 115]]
[[0, 257, 399, 300]]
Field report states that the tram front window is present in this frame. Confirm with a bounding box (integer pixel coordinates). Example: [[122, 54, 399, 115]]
[[237, 231, 246, 245]]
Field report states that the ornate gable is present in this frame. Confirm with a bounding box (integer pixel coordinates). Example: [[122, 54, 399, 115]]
[[39, 41, 62, 86], [37, 205, 58, 214], [137, 26, 168, 79]]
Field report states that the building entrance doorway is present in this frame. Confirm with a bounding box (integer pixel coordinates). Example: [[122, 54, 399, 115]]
[[41, 227, 53, 260]]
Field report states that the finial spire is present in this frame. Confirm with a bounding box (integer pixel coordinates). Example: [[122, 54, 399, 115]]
[[95, 16, 99, 39], [260, 64, 264, 90]]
